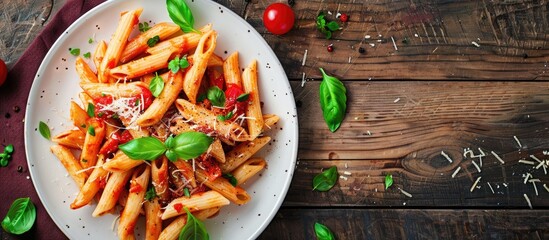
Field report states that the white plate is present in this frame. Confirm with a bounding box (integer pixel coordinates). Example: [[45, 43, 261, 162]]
[[24, 0, 298, 239]]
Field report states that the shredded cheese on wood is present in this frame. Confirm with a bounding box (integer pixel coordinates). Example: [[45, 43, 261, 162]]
[[513, 136, 522, 148], [451, 166, 461, 178], [523, 194, 533, 209], [441, 151, 453, 163], [472, 160, 481, 173], [519, 160, 535, 165], [398, 188, 412, 198], [523, 173, 532, 184], [543, 184, 549, 193], [487, 182, 495, 194], [470, 177, 481, 192], [529, 179, 540, 196], [491, 151, 505, 164]]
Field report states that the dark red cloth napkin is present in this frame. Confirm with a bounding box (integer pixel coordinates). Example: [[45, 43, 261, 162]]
[[0, 0, 105, 239]]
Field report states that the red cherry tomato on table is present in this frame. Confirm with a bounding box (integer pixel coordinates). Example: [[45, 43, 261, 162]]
[[0, 59, 7, 86], [263, 3, 295, 35]]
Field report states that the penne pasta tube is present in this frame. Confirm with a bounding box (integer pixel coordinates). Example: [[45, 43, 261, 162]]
[[78, 92, 94, 108], [92, 169, 133, 217], [195, 167, 251, 205], [70, 155, 108, 209], [110, 49, 174, 80], [183, 30, 217, 103], [146, 24, 211, 56], [144, 198, 162, 240], [80, 81, 147, 99], [232, 158, 266, 186], [137, 70, 183, 126], [158, 207, 220, 240], [263, 113, 280, 130], [80, 118, 106, 171], [220, 136, 271, 173], [151, 157, 170, 205], [102, 150, 144, 172], [175, 99, 249, 142], [223, 52, 242, 87], [98, 8, 143, 83], [120, 22, 180, 63], [75, 57, 98, 83], [171, 159, 197, 188], [118, 165, 150, 239], [209, 139, 226, 163], [161, 191, 230, 220], [242, 60, 264, 140], [70, 101, 89, 131], [52, 129, 85, 149], [50, 145, 89, 189], [93, 40, 107, 72]]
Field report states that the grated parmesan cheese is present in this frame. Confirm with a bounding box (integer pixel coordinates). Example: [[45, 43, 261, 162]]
[[391, 36, 398, 51], [491, 151, 505, 164], [513, 136, 522, 148], [523, 194, 533, 209], [394, 97, 401, 103], [529, 179, 540, 196], [343, 171, 352, 176], [365, 35, 371, 39], [487, 182, 495, 194], [472, 160, 481, 173], [302, 50, 308, 66], [519, 160, 535, 165], [301, 72, 306, 87], [523, 173, 532, 184], [470, 177, 481, 192], [398, 188, 413, 198], [339, 175, 348, 181], [471, 41, 480, 47], [451, 166, 461, 178], [441, 151, 453, 163]]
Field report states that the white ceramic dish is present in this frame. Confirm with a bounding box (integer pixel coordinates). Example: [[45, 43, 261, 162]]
[[24, 0, 298, 239]]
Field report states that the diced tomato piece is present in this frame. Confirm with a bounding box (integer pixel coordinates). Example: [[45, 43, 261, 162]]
[[118, 130, 133, 144], [129, 182, 143, 193], [98, 131, 121, 155], [224, 84, 249, 119], [173, 203, 183, 213], [201, 157, 221, 181], [207, 69, 225, 90]]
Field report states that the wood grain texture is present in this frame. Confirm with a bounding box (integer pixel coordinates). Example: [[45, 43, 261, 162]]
[[243, 0, 549, 80], [259, 209, 549, 239]]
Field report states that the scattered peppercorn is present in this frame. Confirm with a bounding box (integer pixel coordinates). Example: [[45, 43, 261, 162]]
[[13, 106, 20, 113], [402, 37, 409, 44], [5, 113, 10, 119], [358, 47, 366, 54], [339, 13, 349, 22], [288, 0, 295, 6], [327, 44, 334, 52], [17, 166, 23, 173]]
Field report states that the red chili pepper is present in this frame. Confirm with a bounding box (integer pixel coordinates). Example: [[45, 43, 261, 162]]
[[173, 203, 183, 213]]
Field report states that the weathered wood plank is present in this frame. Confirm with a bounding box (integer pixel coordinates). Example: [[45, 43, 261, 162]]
[[259, 209, 549, 239], [242, 0, 549, 80]]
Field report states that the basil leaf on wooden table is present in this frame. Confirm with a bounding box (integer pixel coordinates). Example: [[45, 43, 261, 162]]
[[313, 166, 338, 191], [385, 174, 393, 189], [167, 0, 199, 33], [314, 222, 335, 240], [1, 197, 36, 235], [319, 68, 347, 132], [119, 137, 166, 160], [179, 208, 209, 240]]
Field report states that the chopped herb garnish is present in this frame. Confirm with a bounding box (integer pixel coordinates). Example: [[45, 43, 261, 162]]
[[88, 37, 94, 44], [87, 126, 95, 136], [316, 12, 340, 39], [144, 187, 157, 201], [138, 22, 151, 32], [236, 93, 250, 102], [69, 48, 80, 56], [168, 56, 190, 73], [87, 103, 95, 117], [222, 173, 238, 186], [217, 111, 234, 122], [147, 35, 160, 47], [184, 187, 190, 197], [83, 52, 91, 58], [38, 121, 51, 140]]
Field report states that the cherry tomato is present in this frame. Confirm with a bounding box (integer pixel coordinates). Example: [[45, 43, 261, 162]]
[[224, 84, 248, 118], [263, 3, 295, 35], [0, 59, 7, 86]]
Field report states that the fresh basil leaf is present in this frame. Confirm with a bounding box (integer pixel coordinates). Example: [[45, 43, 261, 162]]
[[319, 68, 347, 132], [165, 135, 175, 149], [179, 56, 190, 69], [207, 86, 225, 107], [88, 37, 94, 44], [314, 222, 335, 240], [0, 158, 7, 167], [217, 111, 234, 122], [83, 52, 91, 58], [87, 103, 95, 117], [139, 22, 151, 32], [197, 93, 207, 103], [119, 137, 166, 161], [222, 173, 238, 187], [169, 56, 181, 73], [1, 197, 36, 235], [170, 132, 213, 160], [179, 208, 209, 240], [385, 174, 393, 189], [69, 48, 80, 56], [165, 149, 178, 162], [87, 125, 95, 136], [149, 73, 165, 97], [4, 144, 14, 154], [184, 187, 191, 197], [147, 35, 160, 47], [312, 166, 338, 191], [325, 21, 340, 31], [38, 121, 51, 140], [316, 12, 326, 30], [236, 93, 250, 102], [167, 0, 198, 33], [144, 187, 157, 201]]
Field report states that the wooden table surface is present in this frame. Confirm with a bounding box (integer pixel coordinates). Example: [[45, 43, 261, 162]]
[[2, 0, 549, 239]]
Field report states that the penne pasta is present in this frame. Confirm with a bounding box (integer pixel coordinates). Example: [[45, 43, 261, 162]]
[[194, 167, 251, 205], [232, 158, 266, 186], [92, 169, 133, 217], [75, 57, 99, 83], [242, 60, 264, 140], [50, 145, 89, 189], [183, 30, 217, 103], [147, 24, 211, 56], [137, 70, 183, 126], [70, 101, 89, 131], [118, 165, 150, 239], [70, 155, 109, 209], [151, 157, 170, 204], [52, 129, 86, 149], [102, 150, 144, 172], [80, 81, 147, 99], [98, 8, 143, 83], [220, 136, 271, 173], [263, 113, 280, 130], [93, 40, 107, 72], [80, 118, 106, 171], [223, 52, 242, 87], [120, 22, 180, 63], [110, 49, 174, 80], [161, 191, 230, 220], [144, 198, 162, 240]]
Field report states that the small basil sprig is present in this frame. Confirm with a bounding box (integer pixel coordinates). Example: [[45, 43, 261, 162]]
[[316, 12, 340, 39], [149, 72, 165, 97], [144, 187, 157, 201], [119, 132, 213, 162], [139, 22, 151, 32], [207, 86, 225, 107], [147, 35, 160, 47], [222, 173, 238, 186], [1, 197, 36, 235], [179, 208, 209, 240], [385, 174, 393, 189], [168, 56, 190, 73], [167, 0, 199, 33], [38, 121, 51, 140], [314, 222, 335, 240], [312, 166, 338, 191], [319, 68, 347, 132], [87, 103, 95, 117], [0, 144, 14, 167]]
